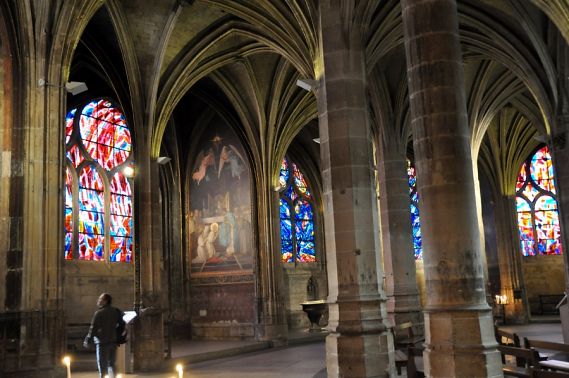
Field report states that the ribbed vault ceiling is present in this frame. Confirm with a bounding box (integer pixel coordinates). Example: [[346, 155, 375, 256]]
[[11, 0, 565, 188]]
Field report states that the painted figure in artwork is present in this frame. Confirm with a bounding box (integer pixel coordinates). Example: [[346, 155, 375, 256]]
[[207, 223, 219, 258], [218, 145, 246, 179], [219, 208, 238, 256], [192, 148, 215, 185], [192, 225, 209, 263]]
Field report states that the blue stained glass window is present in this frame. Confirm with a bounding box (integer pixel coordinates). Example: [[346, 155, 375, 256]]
[[516, 146, 563, 256], [407, 162, 423, 260], [278, 157, 316, 263]]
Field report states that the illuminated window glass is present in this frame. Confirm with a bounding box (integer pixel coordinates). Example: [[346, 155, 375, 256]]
[[278, 157, 316, 263], [64, 99, 133, 262], [515, 146, 562, 256], [407, 161, 422, 260]]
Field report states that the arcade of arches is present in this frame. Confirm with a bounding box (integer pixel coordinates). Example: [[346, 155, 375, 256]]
[[0, 0, 568, 377]]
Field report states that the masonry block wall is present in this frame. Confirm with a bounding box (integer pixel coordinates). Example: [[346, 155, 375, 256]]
[[64, 261, 134, 348], [522, 254, 565, 314]]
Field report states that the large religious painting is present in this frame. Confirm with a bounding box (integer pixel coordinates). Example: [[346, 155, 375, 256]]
[[188, 128, 253, 276]]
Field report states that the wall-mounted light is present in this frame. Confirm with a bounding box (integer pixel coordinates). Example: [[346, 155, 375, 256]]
[[38, 78, 88, 95], [313, 138, 320, 144], [157, 156, 172, 165], [123, 165, 135, 178], [533, 134, 548, 143], [296, 78, 319, 92]]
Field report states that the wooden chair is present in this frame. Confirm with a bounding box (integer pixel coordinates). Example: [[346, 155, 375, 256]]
[[393, 321, 424, 349], [498, 345, 541, 378], [497, 328, 521, 347], [496, 328, 522, 364], [394, 349, 407, 375], [407, 346, 424, 378], [524, 338, 569, 361]]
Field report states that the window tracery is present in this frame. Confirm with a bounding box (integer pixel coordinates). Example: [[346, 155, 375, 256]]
[[516, 146, 562, 256], [64, 99, 133, 262]]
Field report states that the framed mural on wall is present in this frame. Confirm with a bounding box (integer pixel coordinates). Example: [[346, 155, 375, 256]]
[[188, 127, 254, 277]]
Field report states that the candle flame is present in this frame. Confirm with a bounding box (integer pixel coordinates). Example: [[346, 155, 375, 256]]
[[62, 355, 71, 366]]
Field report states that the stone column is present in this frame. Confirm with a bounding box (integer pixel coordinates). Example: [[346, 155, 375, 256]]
[[400, 0, 502, 376], [553, 114, 569, 295], [318, 1, 393, 376], [494, 194, 529, 324], [255, 175, 288, 342], [376, 142, 422, 334], [550, 38, 569, 307], [133, 149, 164, 371]]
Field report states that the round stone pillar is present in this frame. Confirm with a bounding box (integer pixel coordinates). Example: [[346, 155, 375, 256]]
[[318, 1, 393, 376], [549, 34, 569, 342], [376, 143, 422, 334], [400, 0, 502, 376]]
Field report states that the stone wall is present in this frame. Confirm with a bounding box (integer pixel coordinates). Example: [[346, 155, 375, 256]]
[[63, 261, 134, 348], [282, 267, 327, 330], [522, 254, 565, 314], [190, 278, 255, 339]]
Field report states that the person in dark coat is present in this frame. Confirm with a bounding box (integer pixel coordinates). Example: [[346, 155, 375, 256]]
[[84, 293, 125, 378]]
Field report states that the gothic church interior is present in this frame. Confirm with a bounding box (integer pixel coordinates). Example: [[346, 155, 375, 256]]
[[0, 0, 568, 377]]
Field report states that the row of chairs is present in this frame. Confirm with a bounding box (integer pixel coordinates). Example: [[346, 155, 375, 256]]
[[497, 328, 569, 378]]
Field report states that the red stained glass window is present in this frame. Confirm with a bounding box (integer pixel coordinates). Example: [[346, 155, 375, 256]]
[[64, 99, 133, 262], [515, 146, 562, 256]]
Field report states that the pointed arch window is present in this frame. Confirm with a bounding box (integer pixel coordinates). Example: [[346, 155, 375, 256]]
[[64, 99, 133, 262], [407, 161, 422, 260], [515, 146, 562, 256], [278, 157, 316, 263]]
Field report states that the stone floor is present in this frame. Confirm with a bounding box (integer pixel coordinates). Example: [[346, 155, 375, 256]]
[[70, 321, 563, 378], [72, 341, 326, 377]]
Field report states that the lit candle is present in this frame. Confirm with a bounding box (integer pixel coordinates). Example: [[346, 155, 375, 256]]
[[62, 356, 71, 378], [176, 363, 184, 378]]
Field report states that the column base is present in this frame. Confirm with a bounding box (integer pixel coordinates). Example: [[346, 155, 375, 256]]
[[326, 300, 394, 377], [424, 309, 502, 377], [255, 323, 288, 346], [133, 308, 164, 371], [504, 301, 529, 325], [326, 331, 393, 378]]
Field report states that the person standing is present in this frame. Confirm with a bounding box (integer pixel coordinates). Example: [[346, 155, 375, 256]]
[[84, 293, 125, 378]]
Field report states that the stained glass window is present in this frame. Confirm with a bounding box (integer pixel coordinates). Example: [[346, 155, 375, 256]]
[[278, 157, 316, 263], [515, 146, 562, 256], [407, 161, 422, 260], [64, 99, 133, 262]]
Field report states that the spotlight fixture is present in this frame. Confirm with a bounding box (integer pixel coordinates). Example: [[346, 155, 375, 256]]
[[157, 156, 172, 165], [65, 81, 88, 95], [533, 134, 548, 143], [38, 78, 88, 95], [296, 78, 319, 92]]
